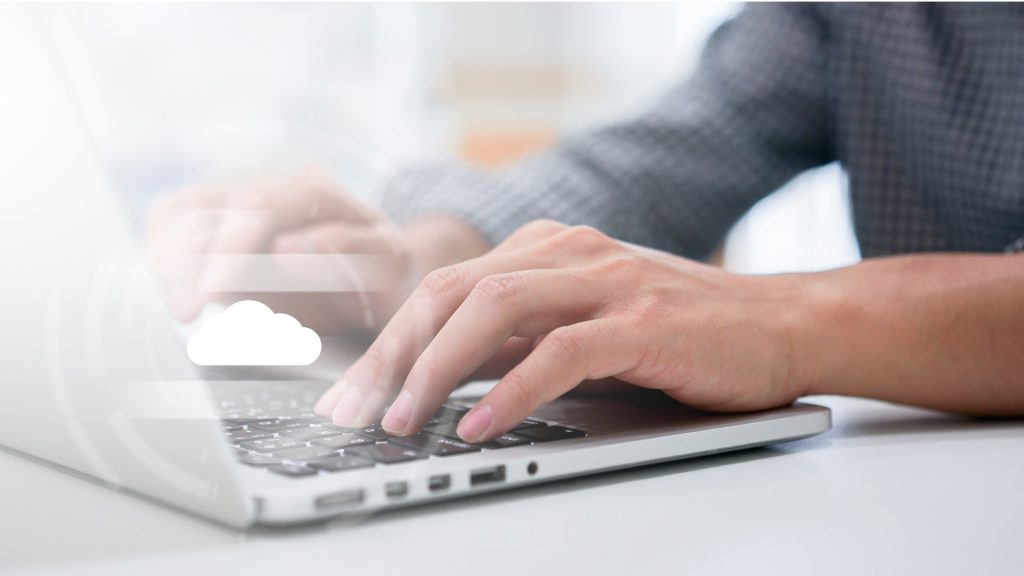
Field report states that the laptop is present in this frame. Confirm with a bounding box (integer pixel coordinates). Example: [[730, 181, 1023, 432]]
[[0, 5, 831, 528]]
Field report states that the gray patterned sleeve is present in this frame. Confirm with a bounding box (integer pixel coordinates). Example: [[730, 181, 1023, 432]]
[[381, 3, 836, 260]]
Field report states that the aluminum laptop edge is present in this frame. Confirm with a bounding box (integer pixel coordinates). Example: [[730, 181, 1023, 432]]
[[0, 5, 831, 528]]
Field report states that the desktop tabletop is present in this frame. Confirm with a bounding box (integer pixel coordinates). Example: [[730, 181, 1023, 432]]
[[3, 394, 1022, 576]]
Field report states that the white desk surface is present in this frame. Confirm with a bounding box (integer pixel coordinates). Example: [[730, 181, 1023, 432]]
[[3, 395, 1022, 576]]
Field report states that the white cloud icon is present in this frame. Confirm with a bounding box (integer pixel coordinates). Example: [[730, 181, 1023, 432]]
[[187, 300, 322, 366]]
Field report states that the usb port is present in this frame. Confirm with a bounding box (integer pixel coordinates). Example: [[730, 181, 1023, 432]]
[[470, 465, 506, 487], [428, 474, 451, 492], [385, 481, 408, 498], [314, 489, 364, 510]]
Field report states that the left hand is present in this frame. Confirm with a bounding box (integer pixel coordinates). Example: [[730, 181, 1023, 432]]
[[314, 220, 809, 442]]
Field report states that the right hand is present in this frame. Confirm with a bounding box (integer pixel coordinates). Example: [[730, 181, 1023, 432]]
[[144, 166, 415, 335]]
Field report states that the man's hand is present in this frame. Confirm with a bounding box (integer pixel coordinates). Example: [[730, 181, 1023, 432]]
[[314, 220, 807, 441], [145, 167, 490, 335], [316, 218, 1024, 436]]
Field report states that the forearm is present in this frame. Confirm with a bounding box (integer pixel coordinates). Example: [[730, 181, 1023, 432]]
[[793, 253, 1024, 416]]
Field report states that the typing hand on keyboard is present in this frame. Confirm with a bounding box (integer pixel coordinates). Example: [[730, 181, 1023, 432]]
[[220, 384, 584, 478], [314, 220, 806, 444], [228, 409, 584, 478]]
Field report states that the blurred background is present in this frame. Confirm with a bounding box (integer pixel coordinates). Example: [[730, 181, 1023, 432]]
[[42, 2, 859, 274]]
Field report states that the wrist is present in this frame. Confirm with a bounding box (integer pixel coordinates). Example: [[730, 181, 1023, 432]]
[[783, 270, 859, 398]]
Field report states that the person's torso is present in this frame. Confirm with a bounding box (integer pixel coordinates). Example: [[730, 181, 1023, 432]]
[[827, 3, 1024, 255]]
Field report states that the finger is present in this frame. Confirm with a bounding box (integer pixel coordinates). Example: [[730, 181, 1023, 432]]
[[457, 319, 635, 442], [381, 269, 607, 435], [272, 222, 411, 329], [320, 251, 550, 426], [196, 167, 383, 289], [144, 188, 228, 321], [163, 216, 218, 321], [466, 336, 541, 381], [192, 174, 370, 295], [144, 184, 229, 246], [314, 378, 350, 415], [193, 195, 278, 299]]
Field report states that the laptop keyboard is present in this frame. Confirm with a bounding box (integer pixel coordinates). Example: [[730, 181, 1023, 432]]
[[213, 382, 587, 478]]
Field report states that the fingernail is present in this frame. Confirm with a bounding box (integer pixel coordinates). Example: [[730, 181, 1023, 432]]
[[458, 405, 493, 443], [314, 379, 348, 416], [331, 385, 364, 427], [381, 391, 414, 435]]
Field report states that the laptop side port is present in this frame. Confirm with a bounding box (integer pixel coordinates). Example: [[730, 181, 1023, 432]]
[[428, 474, 451, 492], [469, 465, 506, 487], [385, 481, 409, 499], [314, 489, 365, 510]]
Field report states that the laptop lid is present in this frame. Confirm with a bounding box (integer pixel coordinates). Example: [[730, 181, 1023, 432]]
[[0, 5, 252, 527]]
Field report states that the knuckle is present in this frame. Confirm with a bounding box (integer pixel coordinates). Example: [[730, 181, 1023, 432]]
[[502, 219, 567, 248], [629, 292, 662, 324], [568, 225, 608, 243], [359, 343, 388, 375], [596, 253, 642, 276], [420, 265, 465, 298], [545, 326, 589, 361], [472, 273, 523, 306], [518, 219, 567, 237], [633, 342, 676, 383], [546, 225, 613, 254]]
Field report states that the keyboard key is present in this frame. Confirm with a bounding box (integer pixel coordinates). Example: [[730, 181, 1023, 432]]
[[269, 410, 319, 420], [221, 418, 262, 426], [250, 419, 313, 432], [238, 453, 283, 467], [424, 423, 534, 448], [282, 426, 343, 440], [311, 432, 372, 450], [323, 423, 392, 440], [422, 422, 462, 440], [354, 425, 391, 442], [306, 454, 375, 473], [268, 464, 317, 477], [431, 405, 469, 422], [482, 433, 533, 449], [225, 429, 275, 443], [511, 419, 548, 432], [389, 433, 481, 456], [273, 445, 337, 461], [345, 443, 428, 464], [239, 437, 306, 452], [514, 425, 587, 442]]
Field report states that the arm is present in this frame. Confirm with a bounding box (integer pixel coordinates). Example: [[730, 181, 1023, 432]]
[[383, 4, 835, 260], [796, 252, 1024, 416]]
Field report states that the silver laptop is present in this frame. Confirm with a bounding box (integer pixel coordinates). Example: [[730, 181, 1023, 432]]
[[0, 5, 830, 528]]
